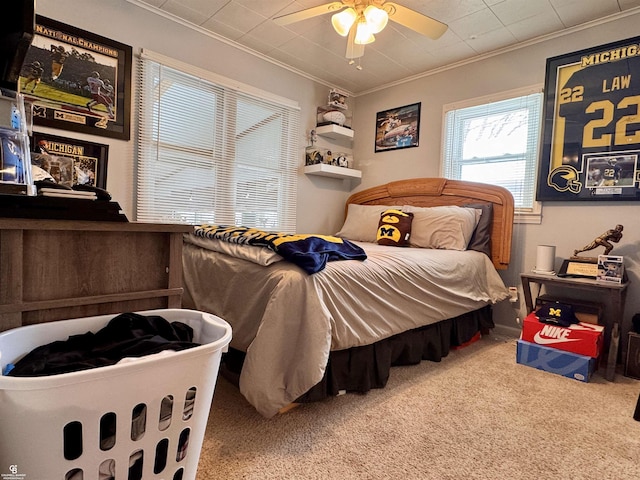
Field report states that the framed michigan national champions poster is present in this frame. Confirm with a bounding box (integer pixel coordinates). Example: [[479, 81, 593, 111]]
[[538, 37, 640, 201], [19, 16, 131, 140]]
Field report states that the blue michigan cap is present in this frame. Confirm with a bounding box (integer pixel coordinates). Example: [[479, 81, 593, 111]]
[[536, 302, 579, 327]]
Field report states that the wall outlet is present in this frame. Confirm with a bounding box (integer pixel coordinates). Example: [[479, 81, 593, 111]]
[[508, 286, 518, 303]]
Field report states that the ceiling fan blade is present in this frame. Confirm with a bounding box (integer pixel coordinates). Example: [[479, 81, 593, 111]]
[[346, 23, 364, 59], [383, 2, 448, 40], [273, 2, 345, 26]]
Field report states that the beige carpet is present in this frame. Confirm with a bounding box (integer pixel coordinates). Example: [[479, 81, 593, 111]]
[[196, 336, 640, 479]]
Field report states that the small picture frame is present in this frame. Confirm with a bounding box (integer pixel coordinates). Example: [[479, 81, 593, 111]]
[[30, 132, 108, 189], [375, 102, 420, 153], [597, 255, 624, 283]]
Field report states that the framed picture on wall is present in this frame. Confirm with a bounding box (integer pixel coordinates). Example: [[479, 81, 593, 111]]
[[30, 132, 108, 189], [375, 102, 420, 153], [537, 36, 640, 201], [18, 15, 132, 140]]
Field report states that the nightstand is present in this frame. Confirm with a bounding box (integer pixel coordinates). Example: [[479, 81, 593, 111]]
[[520, 272, 629, 381]]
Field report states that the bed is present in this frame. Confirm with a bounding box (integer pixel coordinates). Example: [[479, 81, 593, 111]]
[[182, 178, 514, 417]]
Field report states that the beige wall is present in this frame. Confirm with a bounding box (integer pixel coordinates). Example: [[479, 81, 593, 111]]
[[40, 1, 639, 337], [351, 13, 640, 336]]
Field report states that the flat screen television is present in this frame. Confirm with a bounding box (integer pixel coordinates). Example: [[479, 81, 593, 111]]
[[0, 0, 35, 91]]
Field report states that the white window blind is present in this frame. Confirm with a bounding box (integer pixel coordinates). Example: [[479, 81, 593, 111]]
[[136, 50, 300, 232], [443, 88, 543, 213]]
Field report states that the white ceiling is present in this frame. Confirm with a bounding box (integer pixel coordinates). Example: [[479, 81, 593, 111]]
[[128, 0, 640, 95]]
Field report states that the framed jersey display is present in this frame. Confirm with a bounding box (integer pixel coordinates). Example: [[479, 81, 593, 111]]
[[18, 16, 131, 140], [538, 37, 640, 201]]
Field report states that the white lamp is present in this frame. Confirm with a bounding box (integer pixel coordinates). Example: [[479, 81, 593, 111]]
[[363, 5, 388, 34], [355, 17, 375, 44], [332, 4, 388, 41], [331, 8, 357, 36]]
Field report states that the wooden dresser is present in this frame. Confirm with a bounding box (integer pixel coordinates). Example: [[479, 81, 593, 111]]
[[0, 219, 192, 332]]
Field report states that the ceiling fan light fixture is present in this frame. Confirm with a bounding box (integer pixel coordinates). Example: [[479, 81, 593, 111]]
[[363, 5, 388, 34], [331, 8, 357, 36], [354, 18, 375, 45]]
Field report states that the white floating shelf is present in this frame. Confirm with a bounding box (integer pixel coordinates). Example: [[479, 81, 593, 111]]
[[304, 164, 362, 179], [315, 124, 354, 140]]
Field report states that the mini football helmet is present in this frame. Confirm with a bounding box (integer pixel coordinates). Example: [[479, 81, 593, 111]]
[[548, 165, 582, 194]]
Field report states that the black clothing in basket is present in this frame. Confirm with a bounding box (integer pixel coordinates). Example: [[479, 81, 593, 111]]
[[7, 312, 199, 377]]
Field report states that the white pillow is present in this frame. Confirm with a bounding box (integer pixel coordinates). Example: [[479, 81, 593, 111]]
[[402, 205, 480, 250], [335, 204, 400, 242]]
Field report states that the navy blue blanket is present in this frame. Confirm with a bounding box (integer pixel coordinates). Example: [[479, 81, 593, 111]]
[[193, 225, 367, 274]]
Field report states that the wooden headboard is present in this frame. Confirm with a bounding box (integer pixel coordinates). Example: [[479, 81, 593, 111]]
[[345, 178, 514, 270]]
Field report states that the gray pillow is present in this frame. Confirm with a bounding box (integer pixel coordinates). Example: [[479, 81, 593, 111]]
[[463, 203, 493, 257]]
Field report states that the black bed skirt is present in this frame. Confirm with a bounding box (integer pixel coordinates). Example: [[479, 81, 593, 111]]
[[221, 305, 494, 403]]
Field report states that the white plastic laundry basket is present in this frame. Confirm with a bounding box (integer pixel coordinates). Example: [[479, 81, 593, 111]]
[[0, 309, 231, 480]]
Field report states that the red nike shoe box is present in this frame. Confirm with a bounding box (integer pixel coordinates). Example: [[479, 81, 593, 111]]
[[516, 339, 596, 382], [452, 331, 481, 350], [521, 312, 604, 358]]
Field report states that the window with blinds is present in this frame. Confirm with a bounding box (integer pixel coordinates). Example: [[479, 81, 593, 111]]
[[136, 50, 300, 232], [442, 88, 543, 218]]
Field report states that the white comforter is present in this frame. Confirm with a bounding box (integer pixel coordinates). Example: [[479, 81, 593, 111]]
[[182, 235, 509, 417]]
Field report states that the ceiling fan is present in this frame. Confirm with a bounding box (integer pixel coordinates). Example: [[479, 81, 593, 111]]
[[273, 1, 447, 60]]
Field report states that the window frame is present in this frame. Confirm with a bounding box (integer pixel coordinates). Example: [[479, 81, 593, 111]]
[[135, 49, 300, 231], [441, 85, 544, 224]]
